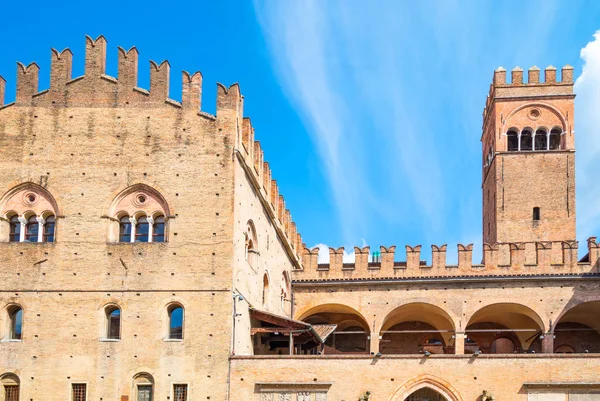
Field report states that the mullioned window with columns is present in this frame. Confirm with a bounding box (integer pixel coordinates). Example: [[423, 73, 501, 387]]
[[0, 183, 58, 243], [107, 184, 170, 243]]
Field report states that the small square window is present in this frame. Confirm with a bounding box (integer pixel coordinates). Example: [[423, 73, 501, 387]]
[[173, 384, 188, 401], [72, 383, 87, 401]]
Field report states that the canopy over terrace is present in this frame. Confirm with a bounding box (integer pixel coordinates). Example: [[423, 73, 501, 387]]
[[250, 308, 332, 355]]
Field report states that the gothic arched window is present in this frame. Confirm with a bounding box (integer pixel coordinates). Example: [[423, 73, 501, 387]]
[[109, 185, 170, 243]]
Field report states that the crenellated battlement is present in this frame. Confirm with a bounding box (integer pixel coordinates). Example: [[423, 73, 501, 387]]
[[0, 35, 305, 267], [293, 238, 600, 282], [236, 115, 304, 260], [0, 35, 206, 110], [482, 65, 574, 124]]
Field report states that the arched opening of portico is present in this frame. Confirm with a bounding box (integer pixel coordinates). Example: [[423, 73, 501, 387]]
[[380, 303, 456, 355]]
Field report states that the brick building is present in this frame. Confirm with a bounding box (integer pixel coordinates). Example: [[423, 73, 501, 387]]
[[0, 36, 599, 401]]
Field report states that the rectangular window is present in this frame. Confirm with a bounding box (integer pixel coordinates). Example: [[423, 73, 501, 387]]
[[4, 385, 19, 401], [533, 207, 541, 221], [72, 383, 87, 401], [137, 385, 152, 401], [173, 384, 188, 401]]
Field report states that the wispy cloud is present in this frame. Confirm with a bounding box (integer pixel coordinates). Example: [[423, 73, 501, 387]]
[[575, 31, 600, 240], [254, 1, 447, 246], [254, 0, 583, 255]]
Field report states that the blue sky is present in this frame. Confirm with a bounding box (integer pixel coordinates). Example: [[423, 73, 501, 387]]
[[1, 1, 600, 263]]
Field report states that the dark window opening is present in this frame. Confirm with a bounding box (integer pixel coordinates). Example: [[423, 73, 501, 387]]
[[135, 216, 149, 242], [43, 215, 55, 243], [521, 129, 533, 151], [9, 306, 22, 340], [119, 216, 131, 242], [107, 307, 121, 340], [534, 129, 548, 151], [173, 384, 188, 401], [533, 207, 540, 221], [24, 216, 38, 242], [153, 216, 165, 243], [550, 128, 562, 150], [507, 130, 519, 151], [9, 216, 20, 242], [72, 383, 87, 401]]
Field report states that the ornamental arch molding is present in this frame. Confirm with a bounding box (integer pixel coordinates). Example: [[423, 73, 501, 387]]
[[389, 374, 463, 401], [502, 102, 568, 133]]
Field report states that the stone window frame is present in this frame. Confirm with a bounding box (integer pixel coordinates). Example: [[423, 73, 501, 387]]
[[172, 382, 189, 401], [132, 372, 155, 401], [505, 125, 564, 152], [0, 183, 59, 244], [107, 184, 171, 244], [4, 304, 23, 342], [1, 373, 20, 401], [166, 302, 185, 341], [103, 304, 121, 341], [70, 382, 88, 401]]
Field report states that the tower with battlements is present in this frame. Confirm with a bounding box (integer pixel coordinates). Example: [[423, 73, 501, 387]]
[[481, 65, 576, 245]]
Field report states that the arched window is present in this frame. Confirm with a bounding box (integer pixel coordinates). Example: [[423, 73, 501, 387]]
[[43, 215, 56, 242], [507, 130, 519, 151], [262, 273, 270, 306], [8, 305, 22, 340], [106, 306, 121, 340], [1, 374, 20, 401], [534, 128, 548, 151], [135, 216, 149, 242], [24, 215, 38, 242], [153, 215, 165, 243], [134, 373, 154, 401], [8, 216, 20, 242], [520, 129, 533, 151], [119, 216, 132, 243], [245, 221, 258, 267], [109, 185, 170, 243], [168, 304, 184, 340], [550, 127, 562, 150], [0, 184, 59, 243]]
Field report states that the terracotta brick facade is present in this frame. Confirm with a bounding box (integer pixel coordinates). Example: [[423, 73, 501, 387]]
[[1, 37, 599, 401]]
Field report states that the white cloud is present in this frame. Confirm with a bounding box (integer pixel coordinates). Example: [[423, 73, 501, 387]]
[[575, 31, 600, 240], [312, 243, 356, 264]]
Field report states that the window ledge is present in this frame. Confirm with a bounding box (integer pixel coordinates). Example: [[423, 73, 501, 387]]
[[1, 339, 22, 343], [163, 338, 184, 342], [99, 338, 120, 342]]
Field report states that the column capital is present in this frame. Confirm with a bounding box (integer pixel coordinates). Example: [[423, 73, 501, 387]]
[[18, 216, 27, 225], [36, 216, 46, 225]]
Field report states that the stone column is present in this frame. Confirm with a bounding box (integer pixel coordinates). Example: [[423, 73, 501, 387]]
[[18, 216, 27, 242], [129, 216, 137, 243], [147, 216, 154, 243], [36, 216, 45, 242]]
